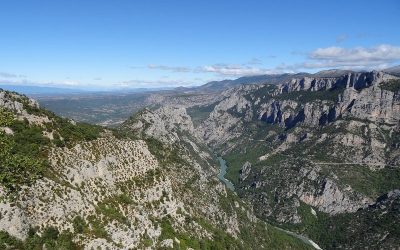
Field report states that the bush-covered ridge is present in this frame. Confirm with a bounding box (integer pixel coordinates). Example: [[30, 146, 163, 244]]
[[0, 90, 316, 249], [380, 79, 400, 92], [0, 90, 104, 193]]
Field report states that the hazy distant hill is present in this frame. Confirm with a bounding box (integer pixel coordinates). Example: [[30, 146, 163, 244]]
[[384, 65, 400, 76], [0, 85, 88, 96]]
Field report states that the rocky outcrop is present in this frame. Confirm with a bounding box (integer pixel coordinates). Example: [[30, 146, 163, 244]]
[[277, 71, 397, 93], [239, 162, 251, 182], [191, 70, 400, 249], [299, 178, 371, 214], [122, 106, 196, 143]]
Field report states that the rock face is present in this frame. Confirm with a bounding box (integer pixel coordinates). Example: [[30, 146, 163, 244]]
[[122, 106, 196, 143], [198, 71, 400, 165], [1, 138, 162, 245], [298, 178, 370, 214], [239, 162, 251, 182], [185, 70, 400, 249]]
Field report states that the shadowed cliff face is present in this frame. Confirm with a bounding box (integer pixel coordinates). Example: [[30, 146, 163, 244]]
[[181, 71, 400, 249]]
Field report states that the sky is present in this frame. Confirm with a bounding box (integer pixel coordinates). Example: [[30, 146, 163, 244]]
[[0, 0, 400, 90]]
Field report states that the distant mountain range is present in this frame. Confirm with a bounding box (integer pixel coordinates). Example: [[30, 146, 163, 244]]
[[0, 85, 88, 96], [1, 66, 399, 95], [0, 84, 173, 97], [384, 65, 400, 76], [195, 66, 399, 91]]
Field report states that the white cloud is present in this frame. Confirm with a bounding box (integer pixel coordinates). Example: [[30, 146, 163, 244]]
[[309, 44, 400, 65], [276, 44, 400, 72]]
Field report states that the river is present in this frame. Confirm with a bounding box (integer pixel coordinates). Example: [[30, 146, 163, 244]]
[[216, 156, 322, 250], [217, 156, 235, 191]]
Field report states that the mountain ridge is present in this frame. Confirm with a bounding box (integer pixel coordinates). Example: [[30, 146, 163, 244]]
[[0, 88, 314, 249]]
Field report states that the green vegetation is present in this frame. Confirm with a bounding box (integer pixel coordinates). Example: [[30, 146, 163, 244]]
[[223, 122, 279, 185], [0, 94, 105, 193], [72, 215, 109, 239], [52, 117, 103, 147], [246, 84, 277, 101], [280, 198, 400, 249], [326, 165, 400, 197], [279, 202, 352, 249], [0, 107, 13, 126], [380, 79, 400, 92], [0, 108, 47, 193], [248, 83, 345, 104], [186, 102, 217, 127], [0, 111, 47, 193], [158, 216, 243, 249], [273, 86, 345, 103], [72, 216, 87, 234], [0, 109, 46, 192], [0, 227, 81, 250], [95, 196, 130, 225], [145, 137, 187, 167]]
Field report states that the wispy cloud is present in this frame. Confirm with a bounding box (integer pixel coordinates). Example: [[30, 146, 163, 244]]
[[336, 34, 348, 43], [0, 72, 26, 78], [246, 58, 263, 65], [201, 64, 277, 76], [0, 78, 81, 87], [147, 64, 191, 73], [117, 78, 197, 88], [146, 58, 273, 77]]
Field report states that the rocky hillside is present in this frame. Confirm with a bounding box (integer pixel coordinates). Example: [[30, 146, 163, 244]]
[[0, 89, 313, 249], [186, 70, 400, 249]]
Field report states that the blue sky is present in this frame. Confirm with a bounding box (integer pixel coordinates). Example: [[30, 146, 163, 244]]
[[0, 0, 399, 89]]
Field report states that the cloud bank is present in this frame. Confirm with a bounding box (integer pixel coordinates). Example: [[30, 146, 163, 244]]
[[3, 44, 400, 88], [144, 44, 400, 78], [305, 44, 400, 69]]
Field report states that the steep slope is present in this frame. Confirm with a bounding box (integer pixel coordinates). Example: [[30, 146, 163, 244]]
[[188, 71, 400, 249], [0, 89, 313, 249]]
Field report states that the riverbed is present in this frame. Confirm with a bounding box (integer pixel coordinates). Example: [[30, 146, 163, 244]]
[[217, 156, 235, 191]]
